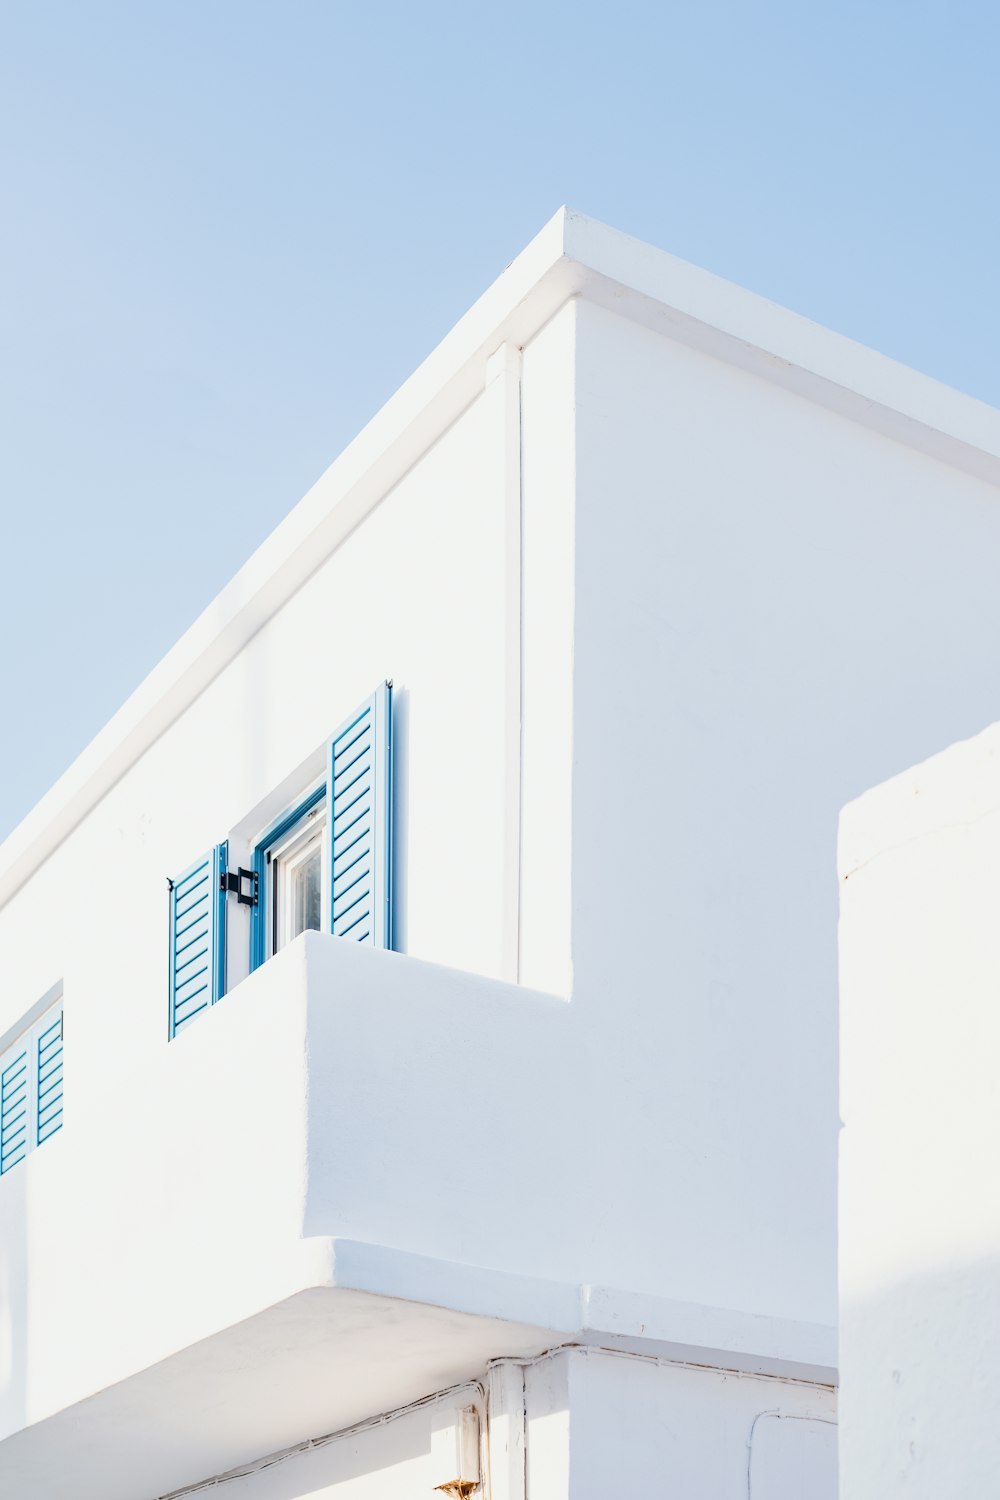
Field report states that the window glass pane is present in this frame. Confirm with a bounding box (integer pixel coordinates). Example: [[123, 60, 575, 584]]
[[289, 841, 322, 941], [266, 797, 326, 957]]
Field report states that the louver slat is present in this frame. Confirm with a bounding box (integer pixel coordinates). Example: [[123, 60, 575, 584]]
[[325, 682, 392, 949], [169, 844, 227, 1038], [0, 1048, 29, 1174], [36, 1011, 64, 1145]]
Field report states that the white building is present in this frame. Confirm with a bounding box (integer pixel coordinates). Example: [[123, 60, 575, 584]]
[[839, 725, 1000, 1498], [2, 208, 1000, 1500]]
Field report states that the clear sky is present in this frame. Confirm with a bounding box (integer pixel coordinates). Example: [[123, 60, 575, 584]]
[[1, 1, 998, 840]]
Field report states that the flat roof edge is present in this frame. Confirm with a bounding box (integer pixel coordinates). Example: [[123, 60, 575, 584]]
[[3, 207, 1000, 907], [564, 209, 1000, 484]]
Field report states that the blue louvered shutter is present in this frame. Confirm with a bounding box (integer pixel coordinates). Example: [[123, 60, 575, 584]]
[[0, 1045, 29, 1175], [169, 842, 227, 1037], [35, 1008, 64, 1146], [326, 682, 393, 948]]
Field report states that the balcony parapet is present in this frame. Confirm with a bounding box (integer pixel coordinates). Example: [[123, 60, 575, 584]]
[[0, 935, 834, 1499]]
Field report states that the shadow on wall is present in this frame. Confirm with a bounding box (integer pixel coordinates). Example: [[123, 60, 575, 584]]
[[0, 1166, 27, 1439], [841, 1256, 1000, 1497]]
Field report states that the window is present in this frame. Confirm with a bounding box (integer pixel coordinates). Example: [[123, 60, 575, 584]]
[[0, 992, 64, 1176], [167, 682, 393, 1038], [260, 785, 327, 959], [272, 806, 325, 951]]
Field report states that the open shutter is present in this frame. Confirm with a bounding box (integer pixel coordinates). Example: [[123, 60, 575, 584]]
[[0, 1045, 29, 1175], [168, 842, 227, 1038], [326, 682, 393, 948], [35, 1007, 64, 1146]]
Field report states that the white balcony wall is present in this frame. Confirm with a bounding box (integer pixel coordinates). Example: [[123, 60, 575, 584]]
[[1, 914, 834, 1499], [0, 938, 571, 1499]]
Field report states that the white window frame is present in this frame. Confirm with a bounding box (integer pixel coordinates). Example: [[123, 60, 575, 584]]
[[0, 985, 64, 1177], [267, 797, 328, 957]]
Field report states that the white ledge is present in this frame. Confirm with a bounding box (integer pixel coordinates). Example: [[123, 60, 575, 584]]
[[328, 1236, 837, 1386]]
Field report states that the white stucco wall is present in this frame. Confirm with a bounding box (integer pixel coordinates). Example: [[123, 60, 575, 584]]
[[550, 1348, 836, 1500], [568, 297, 1000, 1332], [839, 724, 1000, 1499]]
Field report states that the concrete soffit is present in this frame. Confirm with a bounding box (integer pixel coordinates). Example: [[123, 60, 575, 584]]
[[3, 206, 1000, 908]]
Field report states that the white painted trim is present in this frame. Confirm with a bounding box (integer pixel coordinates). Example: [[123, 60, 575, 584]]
[[485, 342, 524, 983], [4, 206, 1000, 911], [271, 807, 326, 956], [0, 979, 64, 1058], [486, 1361, 526, 1500], [324, 1237, 838, 1384], [562, 208, 1000, 485]]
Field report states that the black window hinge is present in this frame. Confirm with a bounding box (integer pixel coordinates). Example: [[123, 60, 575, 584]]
[[221, 867, 258, 907]]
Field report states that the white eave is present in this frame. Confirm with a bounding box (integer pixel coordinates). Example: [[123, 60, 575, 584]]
[[4, 206, 1000, 910]]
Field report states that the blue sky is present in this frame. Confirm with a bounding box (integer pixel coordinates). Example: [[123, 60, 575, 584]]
[[2, 1, 998, 839]]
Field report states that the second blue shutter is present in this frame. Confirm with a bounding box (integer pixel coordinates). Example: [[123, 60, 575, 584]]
[[35, 1008, 64, 1145], [168, 842, 227, 1037], [0, 1047, 29, 1174], [325, 682, 392, 948]]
